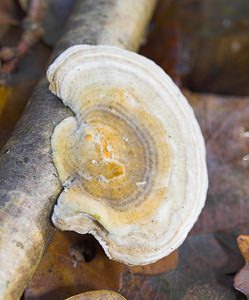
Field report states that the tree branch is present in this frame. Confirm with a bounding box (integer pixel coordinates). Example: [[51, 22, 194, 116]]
[[0, 0, 156, 299]]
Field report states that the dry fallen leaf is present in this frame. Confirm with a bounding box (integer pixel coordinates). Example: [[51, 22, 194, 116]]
[[234, 235, 249, 299], [24, 231, 125, 300], [0, 86, 11, 115], [130, 251, 179, 275]]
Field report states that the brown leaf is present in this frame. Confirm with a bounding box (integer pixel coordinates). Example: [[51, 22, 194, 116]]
[[0, 86, 11, 115], [141, 0, 249, 95], [0, 0, 20, 25], [186, 92, 249, 235], [24, 231, 126, 300], [130, 250, 179, 275], [234, 235, 249, 299]]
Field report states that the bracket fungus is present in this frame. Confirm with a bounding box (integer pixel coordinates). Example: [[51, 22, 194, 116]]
[[66, 290, 126, 300], [47, 45, 208, 265]]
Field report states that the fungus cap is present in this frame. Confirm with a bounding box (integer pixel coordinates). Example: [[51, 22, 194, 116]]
[[47, 45, 208, 265], [66, 290, 126, 300]]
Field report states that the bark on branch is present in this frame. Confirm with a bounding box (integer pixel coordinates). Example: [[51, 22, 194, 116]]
[[0, 0, 156, 299]]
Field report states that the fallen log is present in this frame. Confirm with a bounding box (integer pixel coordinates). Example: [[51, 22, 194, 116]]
[[0, 0, 156, 298]]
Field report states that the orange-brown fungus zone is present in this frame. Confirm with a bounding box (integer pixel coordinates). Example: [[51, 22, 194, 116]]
[[81, 125, 126, 182], [75, 120, 141, 202], [53, 87, 171, 211], [84, 133, 93, 142]]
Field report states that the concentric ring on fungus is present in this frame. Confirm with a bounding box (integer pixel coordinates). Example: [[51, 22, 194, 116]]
[[47, 45, 208, 265]]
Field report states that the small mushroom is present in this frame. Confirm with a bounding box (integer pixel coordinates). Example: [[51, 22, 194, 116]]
[[66, 290, 125, 300], [47, 45, 208, 265]]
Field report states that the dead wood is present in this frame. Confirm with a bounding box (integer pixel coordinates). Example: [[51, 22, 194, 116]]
[[0, 0, 156, 298]]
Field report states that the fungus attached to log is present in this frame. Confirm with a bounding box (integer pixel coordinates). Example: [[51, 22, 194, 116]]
[[0, 0, 157, 297], [47, 45, 208, 265]]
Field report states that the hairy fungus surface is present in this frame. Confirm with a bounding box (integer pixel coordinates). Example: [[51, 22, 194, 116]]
[[47, 45, 208, 265]]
